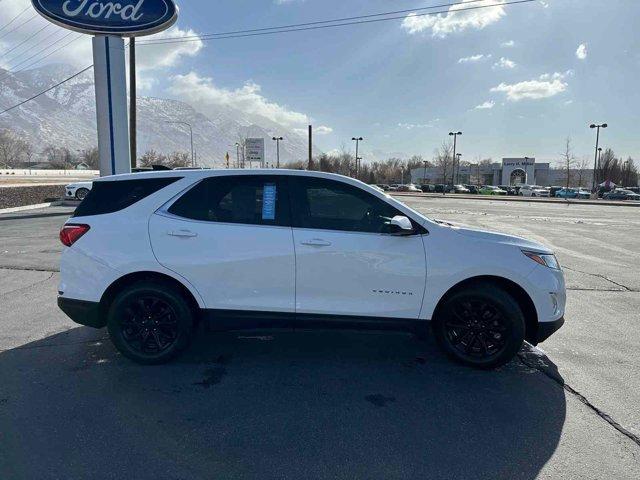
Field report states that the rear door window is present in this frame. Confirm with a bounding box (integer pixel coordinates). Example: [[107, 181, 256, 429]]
[[74, 177, 181, 217], [167, 175, 290, 227]]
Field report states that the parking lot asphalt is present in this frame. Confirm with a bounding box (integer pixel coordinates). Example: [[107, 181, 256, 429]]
[[1, 200, 639, 479]]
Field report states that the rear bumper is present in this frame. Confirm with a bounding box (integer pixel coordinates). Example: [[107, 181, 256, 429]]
[[536, 317, 565, 344], [58, 297, 105, 329]]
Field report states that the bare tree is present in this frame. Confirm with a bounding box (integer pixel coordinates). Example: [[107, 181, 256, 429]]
[[43, 145, 76, 170], [138, 149, 167, 167], [80, 147, 99, 169], [434, 141, 453, 186], [167, 152, 191, 169], [575, 156, 590, 188], [560, 137, 577, 188], [0, 129, 29, 168]]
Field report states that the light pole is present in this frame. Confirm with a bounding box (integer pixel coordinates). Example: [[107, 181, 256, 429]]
[[597, 147, 603, 184], [352, 137, 363, 177], [234, 142, 241, 168], [423, 160, 429, 185], [590, 123, 607, 192], [166, 121, 195, 167], [456, 153, 462, 185], [449, 131, 462, 186], [272, 136, 283, 168]]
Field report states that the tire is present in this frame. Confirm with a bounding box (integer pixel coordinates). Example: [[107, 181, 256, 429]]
[[107, 281, 194, 365], [75, 188, 90, 201], [432, 284, 525, 369]]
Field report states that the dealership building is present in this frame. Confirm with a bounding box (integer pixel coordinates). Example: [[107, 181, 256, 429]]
[[410, 157, 580, 186]]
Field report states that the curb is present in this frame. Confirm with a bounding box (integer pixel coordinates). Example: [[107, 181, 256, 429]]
[[0, 202, 58, 215], [391, 193, 640, 208]]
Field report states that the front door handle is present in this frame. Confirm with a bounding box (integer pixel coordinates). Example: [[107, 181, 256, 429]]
[[168, 230, 198, 238], [301, 238, 332, 247]]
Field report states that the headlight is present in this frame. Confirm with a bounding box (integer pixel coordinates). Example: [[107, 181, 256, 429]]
[[523, 251, 561, 270]]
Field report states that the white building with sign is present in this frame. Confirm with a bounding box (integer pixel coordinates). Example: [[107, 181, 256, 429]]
[[411, 158, 554, 186]]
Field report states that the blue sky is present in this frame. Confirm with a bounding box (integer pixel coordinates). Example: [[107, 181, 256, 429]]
[[2, 0, 640, 164]]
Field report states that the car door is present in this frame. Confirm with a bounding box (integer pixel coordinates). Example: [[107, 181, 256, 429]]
[[149, 175, 295, 313], [289, 176, 427, 319]]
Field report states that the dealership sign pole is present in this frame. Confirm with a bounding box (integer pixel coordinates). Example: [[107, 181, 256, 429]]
[[31, 1, 178, 177]]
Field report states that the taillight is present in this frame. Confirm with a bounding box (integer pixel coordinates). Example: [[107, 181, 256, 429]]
[[60, 224, 90, 247]]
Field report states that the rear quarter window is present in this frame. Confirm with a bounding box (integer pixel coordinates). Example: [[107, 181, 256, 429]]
[[73, 177, 181, 217]]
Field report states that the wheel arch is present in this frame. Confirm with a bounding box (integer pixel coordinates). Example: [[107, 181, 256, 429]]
[[431, 275, 539, 345], [99, 271, 203, 327]]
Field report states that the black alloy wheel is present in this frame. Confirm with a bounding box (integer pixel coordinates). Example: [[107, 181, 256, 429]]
[[433, 285, 525, 369], [120, 296, 179, 355], [107, 281, 194, 364]]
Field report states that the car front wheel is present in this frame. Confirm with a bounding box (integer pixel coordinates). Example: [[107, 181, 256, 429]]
[[432, 285, 525, 369], [107, 281, 194, 365], [75, 188, 90, 201]]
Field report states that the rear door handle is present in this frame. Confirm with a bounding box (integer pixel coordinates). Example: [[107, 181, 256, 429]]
[[301, 239, 332, 247], [168, 230, 198, 238]]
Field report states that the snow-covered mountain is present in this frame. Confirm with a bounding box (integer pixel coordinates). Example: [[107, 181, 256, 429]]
[[0, 64, 317, 167]]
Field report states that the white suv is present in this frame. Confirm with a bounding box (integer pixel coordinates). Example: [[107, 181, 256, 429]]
[[519, 185, 550, 197], [58, 170, 566, 368]]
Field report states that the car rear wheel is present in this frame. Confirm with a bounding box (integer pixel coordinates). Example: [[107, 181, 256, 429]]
[[75, 188, 90, 201], [107, 281, 194, 365], [432, 285, 525, 369]]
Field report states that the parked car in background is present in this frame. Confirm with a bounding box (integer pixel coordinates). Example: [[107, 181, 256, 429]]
[[548, 186, 564, 198], [555, 188, 591, 199], [449, 185, 470, 194], [376, 184, 390, 191], [519, 185, 550, 197], [479, 186, 507, 195], [397, 184, 422, 193], [626, 187, 640, 194], [434, 184, 446, 193], [464, 185, 480, 194], [498, 185, 518, 196], [421, 184, 436, 193], [388, 184, 400, 192], [65, 181, 93, 201], [603, 189, 640, 201], [370, 185, 385, 193], [58, 169, 566, 369]]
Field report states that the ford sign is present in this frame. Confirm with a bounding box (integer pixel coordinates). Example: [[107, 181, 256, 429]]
[[31, 0, 178, 36]]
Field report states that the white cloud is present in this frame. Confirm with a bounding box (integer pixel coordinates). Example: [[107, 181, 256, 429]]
[[314, 125, 333, 135], [169, 72, 318, 130], [493, 57, 516, 69], [402, 0, 507, 38], [501, 40, 515, 47], [134, 27, 204, 90], [458, 54, 491, 64], [475, 100, 495, 109], [294, 125, 333, 136], [576, 43, 587, 60], [397, 122, 436, 130], [490, 72, 570, 101]]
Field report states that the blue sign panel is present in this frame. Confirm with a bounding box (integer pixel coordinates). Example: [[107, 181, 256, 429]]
[[32, 0, 178, 36], [262, 183, 277, 221]]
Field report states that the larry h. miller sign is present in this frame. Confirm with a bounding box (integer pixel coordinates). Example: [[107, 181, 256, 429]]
[[245, 138, 265, 167], [32, 0, 178, 176]]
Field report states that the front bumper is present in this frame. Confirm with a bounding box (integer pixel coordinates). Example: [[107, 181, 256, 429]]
[[58, 297, 105, 329], [536, 317, 565, 344]]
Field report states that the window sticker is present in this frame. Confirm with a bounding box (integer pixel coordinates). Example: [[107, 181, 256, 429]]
[[262, 183, 277, 220]]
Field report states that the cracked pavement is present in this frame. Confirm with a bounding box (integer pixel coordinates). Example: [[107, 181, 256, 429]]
[[1, 202, 639, 479]]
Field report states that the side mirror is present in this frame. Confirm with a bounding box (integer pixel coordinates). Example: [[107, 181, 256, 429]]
[[389, 215, 414, 235]]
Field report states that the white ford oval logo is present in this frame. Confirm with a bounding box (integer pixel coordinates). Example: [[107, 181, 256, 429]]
[[32, 0, 178, 36]]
